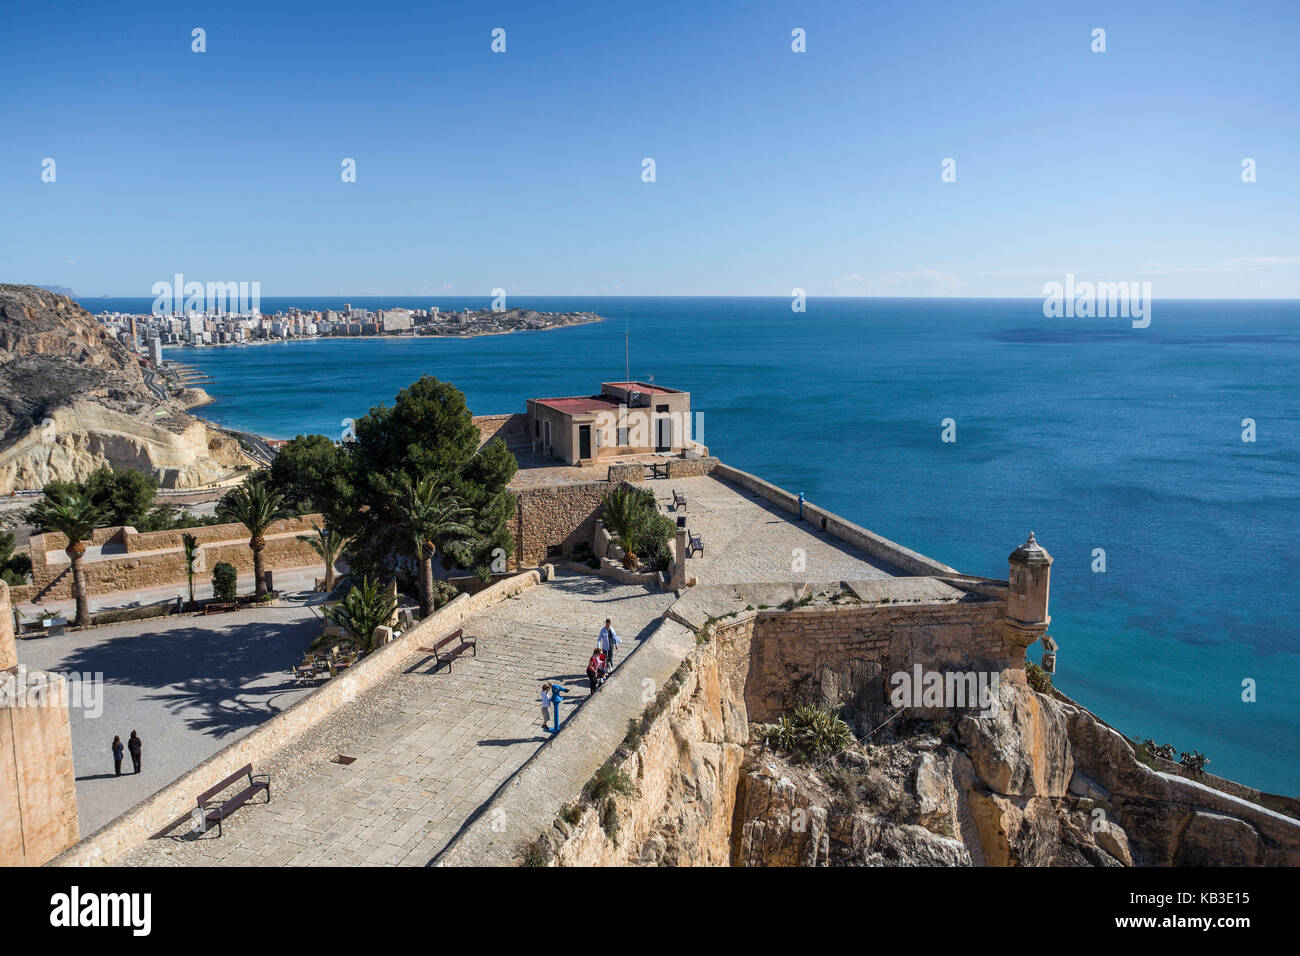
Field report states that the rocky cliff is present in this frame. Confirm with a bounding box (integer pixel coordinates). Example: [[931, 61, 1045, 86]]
[[0, 284, 250, 492], [535, 644, 1300, 867]]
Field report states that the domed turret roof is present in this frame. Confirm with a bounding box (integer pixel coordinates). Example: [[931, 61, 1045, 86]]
[[1009, 531, 1052, 566]]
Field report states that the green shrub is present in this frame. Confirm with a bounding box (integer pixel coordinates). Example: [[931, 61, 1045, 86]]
[[584, 762, 635, 803], [211, 562, 238, 602], [762, 705, 855, 762], [1025, 660, 1052, 693]]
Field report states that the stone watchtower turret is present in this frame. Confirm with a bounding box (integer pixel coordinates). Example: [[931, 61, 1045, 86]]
[[1003, 532, 1054, 666]]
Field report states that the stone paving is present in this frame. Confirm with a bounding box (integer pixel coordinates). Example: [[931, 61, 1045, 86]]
[[643, 475, 902, 584], [111, 470, 905, 866], [124, 572, 673, 866], [15, 598, 326, 836]]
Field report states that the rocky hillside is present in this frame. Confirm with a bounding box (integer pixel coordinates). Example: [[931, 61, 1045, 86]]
[[533, 654, 1300, 867], [0, 285, 250, 492]]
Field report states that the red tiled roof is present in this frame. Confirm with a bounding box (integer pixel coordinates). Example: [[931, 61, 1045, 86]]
[[532, 395, 622, 414]]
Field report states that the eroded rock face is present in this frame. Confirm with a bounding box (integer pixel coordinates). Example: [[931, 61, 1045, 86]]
[[0, 285, 249, 492], [957, 677, 1072, 798], [734, 771, 970, 867]]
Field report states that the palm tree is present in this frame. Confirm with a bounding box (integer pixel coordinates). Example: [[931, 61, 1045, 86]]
[[314, 576, 398, 655], [601, 485, 653, 568], [181, 532, 200, 605], [395, 476, 475, 617], [217, 480, 288, 599], [298, 521, 349, 592], [30, 493, 104, 626]]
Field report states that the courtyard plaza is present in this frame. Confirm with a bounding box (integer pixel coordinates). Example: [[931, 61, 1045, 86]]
[[54, 471, 904, 865]]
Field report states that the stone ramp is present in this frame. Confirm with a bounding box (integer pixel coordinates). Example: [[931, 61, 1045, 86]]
[[435, 615, 699, 867]]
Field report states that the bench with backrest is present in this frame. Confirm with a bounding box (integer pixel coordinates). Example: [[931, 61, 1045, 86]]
[[672, 488, 687, 511], [686, 531, 704, 557], [196, 764, 271, 836], [418, 627, 477, 672]]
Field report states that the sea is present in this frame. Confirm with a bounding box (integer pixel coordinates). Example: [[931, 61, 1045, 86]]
[[81, 295, 1300, 795]]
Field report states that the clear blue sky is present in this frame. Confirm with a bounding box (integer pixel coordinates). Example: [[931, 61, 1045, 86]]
[[2, 0, 1297, 298]]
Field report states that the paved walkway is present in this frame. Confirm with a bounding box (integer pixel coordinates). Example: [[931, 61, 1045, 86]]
[[123, 572, 674, 866], [644, 475, 902, 584], [15, 600, 326, 835]]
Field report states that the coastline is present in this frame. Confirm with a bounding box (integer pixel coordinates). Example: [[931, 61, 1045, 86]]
[[161, 314, 605, 351]]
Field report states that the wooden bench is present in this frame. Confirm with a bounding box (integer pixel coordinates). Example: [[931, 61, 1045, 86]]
[[686, 532, 704, 557], [196, 764, 271, 836], [204, 602, 237, 615], [418, 628, 477, 672], [672, 489, 687, 511]]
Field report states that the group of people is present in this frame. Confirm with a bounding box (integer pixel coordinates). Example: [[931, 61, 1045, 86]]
[[538, 618, 624, 733], [110, 731, 143, 776]]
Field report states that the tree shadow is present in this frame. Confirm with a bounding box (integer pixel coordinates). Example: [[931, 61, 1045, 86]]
[[54, 611, 322, 739]]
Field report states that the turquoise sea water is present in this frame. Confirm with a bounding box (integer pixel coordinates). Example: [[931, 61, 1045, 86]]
[[92, 296, 1300, 795]]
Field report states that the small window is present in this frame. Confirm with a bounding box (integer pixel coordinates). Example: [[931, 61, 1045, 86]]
[[534, 418, 540, 437], [545, 544, 563, 558], [617, 427, 628, 446]]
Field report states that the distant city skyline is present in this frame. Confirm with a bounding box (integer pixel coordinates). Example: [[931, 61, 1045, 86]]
[[4, 0, 1299, 298]]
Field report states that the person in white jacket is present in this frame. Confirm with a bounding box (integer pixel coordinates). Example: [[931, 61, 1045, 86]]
[[598, 619, 622, 667]]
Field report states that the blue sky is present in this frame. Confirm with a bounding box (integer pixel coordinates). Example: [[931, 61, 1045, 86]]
[[2, 0, 1298, 298]]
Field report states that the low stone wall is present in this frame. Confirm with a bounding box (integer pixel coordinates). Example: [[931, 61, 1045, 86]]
[[606, 456, 718, 483], [29, 515, 324, 603], [558, 559, 665, 589], [48, 569, 543, 867], [710, 463, 956, 576]]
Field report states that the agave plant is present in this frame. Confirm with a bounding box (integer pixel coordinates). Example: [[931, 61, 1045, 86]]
[[762, 705, 855, 762], [315, 576, 398, 655]]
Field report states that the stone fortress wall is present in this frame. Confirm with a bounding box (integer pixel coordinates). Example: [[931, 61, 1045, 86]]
[[21, 514, 324, 604]]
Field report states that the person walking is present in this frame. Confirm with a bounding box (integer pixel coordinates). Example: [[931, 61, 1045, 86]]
[[586, 648, 607, 692], [598, 618, 622, 668], [127, 730, 142, 774], [111, 736, 124, 777]]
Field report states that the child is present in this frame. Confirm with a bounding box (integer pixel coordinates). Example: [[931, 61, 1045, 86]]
[[539, 683, 554, 730]]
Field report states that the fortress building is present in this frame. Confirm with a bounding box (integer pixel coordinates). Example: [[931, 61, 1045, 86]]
[[527, 382, 694, 466]]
